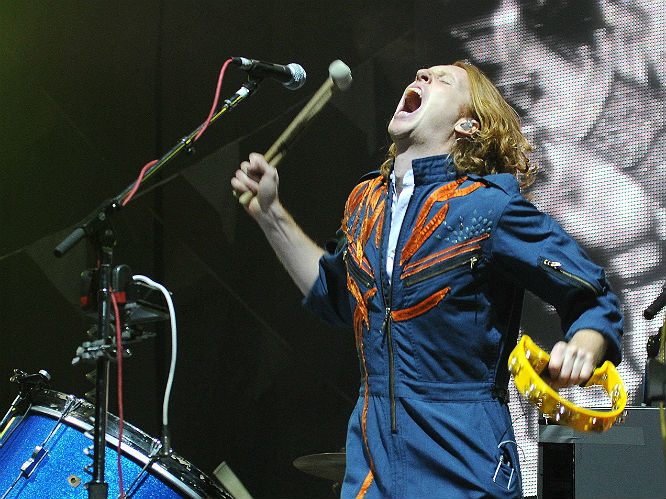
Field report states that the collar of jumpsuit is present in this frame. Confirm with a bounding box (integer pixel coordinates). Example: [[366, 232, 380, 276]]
[[386, 154, 459, 280]]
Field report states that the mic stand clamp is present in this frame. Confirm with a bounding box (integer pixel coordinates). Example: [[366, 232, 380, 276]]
[[72, 340, 132, 366]]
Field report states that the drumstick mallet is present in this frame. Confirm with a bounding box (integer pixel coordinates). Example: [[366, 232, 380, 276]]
[[238, 59, 353, 206]]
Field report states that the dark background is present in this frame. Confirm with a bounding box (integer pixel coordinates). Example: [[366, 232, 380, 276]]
[[0, 2, 476, 498]]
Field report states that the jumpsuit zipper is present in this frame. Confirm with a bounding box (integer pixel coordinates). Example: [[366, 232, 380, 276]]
[[382, 306, 396, 433], [343, 249, 374, 288], [379, 177, 416, 434], [403, 253, 479, 287], [540, 258, 601, 295]]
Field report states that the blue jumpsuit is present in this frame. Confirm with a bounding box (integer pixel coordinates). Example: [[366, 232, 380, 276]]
[[304, 154, 623, 499]]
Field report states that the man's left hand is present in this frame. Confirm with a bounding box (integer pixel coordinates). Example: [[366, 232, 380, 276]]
[[548, 329, 608, 389]]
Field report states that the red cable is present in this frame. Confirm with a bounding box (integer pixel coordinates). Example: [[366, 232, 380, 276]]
[[122, 58, 233, 207], [121, 159, 159, 207], [113, 70, 238, 492], [194, 58, 233, 142], [111, 291, 125, 498]]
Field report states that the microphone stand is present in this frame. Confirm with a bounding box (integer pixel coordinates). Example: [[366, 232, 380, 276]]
[[53, 79, 260, 499], [54, 78, 260, 258]]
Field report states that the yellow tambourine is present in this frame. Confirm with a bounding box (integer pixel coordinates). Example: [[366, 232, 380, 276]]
[[508, 335, 627, 432]]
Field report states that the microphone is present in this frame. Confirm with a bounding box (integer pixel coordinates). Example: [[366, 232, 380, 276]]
[[644, 282, 666, 320], [231, 57, 306, 90]]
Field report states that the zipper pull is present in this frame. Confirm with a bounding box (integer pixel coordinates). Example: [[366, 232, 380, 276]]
[[541, 257, 600, 296], [381, 307, 391, 331], [470, 256, 479, 270]]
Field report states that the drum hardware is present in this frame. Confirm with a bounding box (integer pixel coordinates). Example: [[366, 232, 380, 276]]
[[82, 427, 165, 498], [0, 389, 233, 498], [81, 266, 170, 328], [0, 370, 53, 450], [76, 265, 166, 367], [72, 266, 180, 496], [83, 369, 98, 405], [82, 459, 94, 476], [74, 260, 171, 497], [122, 440, 163, 498], [83, 323, 157, 346], [82, 431, 97, 477], [68, 475, 83, 488], [72, 322, 158, 366], [75, 266, 166, 408], [0, 401, 27, 451], [72, 339, 134, 366], [0, 394, 81, 499], [8, 370, 51, 389], [60, 217, 122, 498]]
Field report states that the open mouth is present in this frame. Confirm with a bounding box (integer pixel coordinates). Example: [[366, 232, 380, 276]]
[[498, 75, 543, 115], [395, 87, 422, 117], [404, 88, 422, 112]]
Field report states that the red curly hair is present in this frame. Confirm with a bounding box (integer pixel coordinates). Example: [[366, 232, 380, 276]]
[[381, 61, 536, 188]]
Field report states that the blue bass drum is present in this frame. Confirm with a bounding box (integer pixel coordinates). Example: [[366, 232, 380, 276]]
[[0, 389, 233, 499]]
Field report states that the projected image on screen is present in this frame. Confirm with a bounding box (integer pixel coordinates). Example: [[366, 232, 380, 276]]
[[431, 0, 666, 495]]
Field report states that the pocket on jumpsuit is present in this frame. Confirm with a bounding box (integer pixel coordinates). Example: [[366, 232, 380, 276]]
[[492, 439, 521, 495]]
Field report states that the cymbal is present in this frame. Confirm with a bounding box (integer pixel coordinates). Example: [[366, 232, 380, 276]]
[[293, 452, 346, 482]]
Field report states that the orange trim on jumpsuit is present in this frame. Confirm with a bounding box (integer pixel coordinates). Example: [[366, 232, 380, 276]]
[[356, 179, 385, 263], [400, 179, 483, 266], [343, 178, 387, 270], [343, 178, 387, 499], [402, 233, 489, 275], [344, 177, 485, 497], [347, 241, 374, 277], [345, 180, 373, 225], [400, 237, 489, 281], [356, 469, 375, 499], [391, 287, 451, 322], [346, 274, 377, 492]]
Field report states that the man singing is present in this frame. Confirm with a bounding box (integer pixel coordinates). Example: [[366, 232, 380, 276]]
[[231, 61, 623, 499]]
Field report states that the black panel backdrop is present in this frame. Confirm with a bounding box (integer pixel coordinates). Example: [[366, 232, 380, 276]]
[[2, 1, 664, 498]]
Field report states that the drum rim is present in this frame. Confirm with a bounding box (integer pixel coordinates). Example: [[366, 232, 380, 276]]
[[24, 389, 231, 499]]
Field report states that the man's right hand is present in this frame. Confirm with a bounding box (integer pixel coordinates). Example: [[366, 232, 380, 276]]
[[231, 152, 280, 219], [230, 152, 325, 296]]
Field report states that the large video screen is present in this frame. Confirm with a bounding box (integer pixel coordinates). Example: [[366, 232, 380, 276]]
[[419, 0, 665, 494]]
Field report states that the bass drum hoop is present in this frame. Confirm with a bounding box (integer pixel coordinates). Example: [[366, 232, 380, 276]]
[[24, 389, 232, 499]]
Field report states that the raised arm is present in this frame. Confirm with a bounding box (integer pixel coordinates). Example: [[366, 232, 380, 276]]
[[231, 152, 325, 295]]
